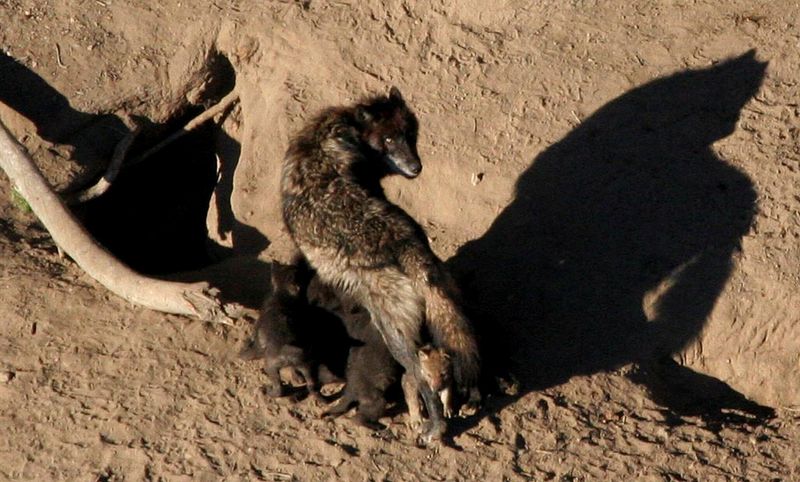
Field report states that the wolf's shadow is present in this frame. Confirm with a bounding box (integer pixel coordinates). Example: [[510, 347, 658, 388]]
[[450, 51, 771, 422]]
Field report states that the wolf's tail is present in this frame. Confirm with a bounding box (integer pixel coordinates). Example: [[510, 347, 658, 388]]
[[421, 276, 481, 395]]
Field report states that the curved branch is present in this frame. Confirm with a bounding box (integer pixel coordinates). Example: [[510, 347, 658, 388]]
[[65, 114, 140, 204], [0, 120, 238, 323], [66, 91, 239, 204]]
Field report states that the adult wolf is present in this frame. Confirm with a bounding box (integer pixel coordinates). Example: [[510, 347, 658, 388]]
[[281, 87, 480, 444]]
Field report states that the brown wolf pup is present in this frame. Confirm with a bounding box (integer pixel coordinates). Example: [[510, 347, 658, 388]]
[[403, 344, 453, 429], [281, 87, 481, 444]]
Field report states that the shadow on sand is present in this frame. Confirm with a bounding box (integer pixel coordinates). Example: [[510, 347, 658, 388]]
[[449, 50, 774, 427]]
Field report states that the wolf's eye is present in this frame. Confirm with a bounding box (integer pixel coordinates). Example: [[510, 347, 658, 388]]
[[384, 137, 394, 144]]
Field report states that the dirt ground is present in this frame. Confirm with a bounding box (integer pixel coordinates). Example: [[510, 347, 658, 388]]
[[1, 1, 799, 480]]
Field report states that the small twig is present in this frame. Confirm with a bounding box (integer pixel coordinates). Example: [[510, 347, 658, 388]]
[[128, 89, 239, 168], [65, 114, 140, 204], [265, 472, 293, 481], [55, 43, 66, 68]]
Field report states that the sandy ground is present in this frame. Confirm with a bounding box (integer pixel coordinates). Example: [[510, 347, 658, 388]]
[[2, 1, 799, 480]]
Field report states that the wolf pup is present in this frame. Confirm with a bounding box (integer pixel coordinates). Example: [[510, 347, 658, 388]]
[[403, 344, 453, 429], [240, 260, 347, 397], [308, 276, 401, 430], [281, 87, 480, 444]]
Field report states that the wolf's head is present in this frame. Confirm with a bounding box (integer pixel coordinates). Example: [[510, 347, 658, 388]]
[[355, 87, 422, 178]]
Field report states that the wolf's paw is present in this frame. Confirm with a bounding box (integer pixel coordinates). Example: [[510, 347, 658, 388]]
[[415, 419, 446, 448]]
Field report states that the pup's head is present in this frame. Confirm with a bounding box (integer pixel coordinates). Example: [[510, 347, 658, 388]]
[[355, 87, 422, 179], [306, 275, 340, 312], [418, 344, 451, 390], [270, 261, 302, 298]]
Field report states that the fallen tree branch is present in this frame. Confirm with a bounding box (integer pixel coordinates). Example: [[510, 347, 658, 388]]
[[0, 120, 239, 324], [128, 89, 239, 168], [66, 90, 239, 205], [65, 113, 140, 204]]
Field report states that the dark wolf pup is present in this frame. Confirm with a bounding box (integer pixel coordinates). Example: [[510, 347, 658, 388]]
[[280, 87, 480, 444], [310, 276, 455, 431], [307, 276, 401, 430], [240, 260, 347, 397]]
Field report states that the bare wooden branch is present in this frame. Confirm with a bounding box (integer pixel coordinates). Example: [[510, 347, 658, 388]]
[[128, 89, 239, 168], [0, 120, 239, 323], [66, 90, 238, 205], [65, 114, 140, 204]]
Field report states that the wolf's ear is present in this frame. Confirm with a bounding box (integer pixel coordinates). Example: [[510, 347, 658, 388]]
[[389, 86, 404, 103], [355, 106, 373, 124]]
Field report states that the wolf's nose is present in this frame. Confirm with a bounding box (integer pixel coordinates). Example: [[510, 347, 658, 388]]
[[409, 163, 422, 175]]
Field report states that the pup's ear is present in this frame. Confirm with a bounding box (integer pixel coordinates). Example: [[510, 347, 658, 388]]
[[389, 86, 404, 103], [270, 262, 287, 286], [418, 344, 436, 360], [355, 106, 373, 124], [271, 262, 300, 295]]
